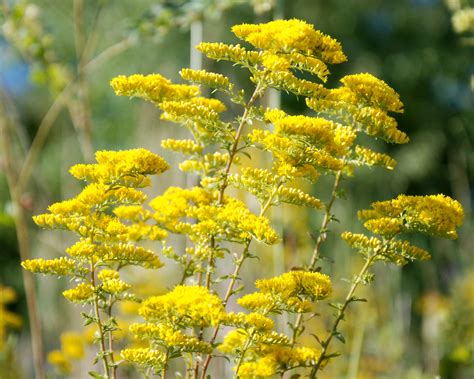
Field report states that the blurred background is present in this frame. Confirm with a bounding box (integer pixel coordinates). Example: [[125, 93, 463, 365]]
[[0, 0, 472, 378]]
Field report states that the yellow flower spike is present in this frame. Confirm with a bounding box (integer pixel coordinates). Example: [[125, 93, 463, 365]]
[[113, 205, 151, 222], [360, 194, 464, 239], [224, 312, 274, 332], [21, 257, 75, 276], [261, 52, 291, 72], [341, 73, 404, 113], [120, 348, 166, 369], [110, 73, 199, 103], [218, 329, 248, 354], [364, 217, 404, 236], [256, 271, 332, 301], [340, 232, 382, 251], [130, 323, 212, 353], [232, 19, 347, 64], [196, 42, 261, 66], [180, 68, 233, 91], [97, 269, 120, 281], [287, 51, 330, 82], [355, 145, 397, 170], [161, 139, 203, 155], [66, 239, 96, 260], [63, 283, 95, 303], [238, 292, 276, 312], [139, 285, 226, 328], [277, 187, 323, 209], [265, 70, 327, 98], [99, 243, 163, 269], [101, 278, 131, 294], [237, 359, 278, 378]]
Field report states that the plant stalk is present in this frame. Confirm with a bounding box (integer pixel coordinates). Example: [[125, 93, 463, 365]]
[[309, 254, 376, 378], [0, 97, 45, 379]]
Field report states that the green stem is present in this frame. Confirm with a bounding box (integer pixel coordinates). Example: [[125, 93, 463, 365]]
[[199, 184, 281, 379], [233, 329, 257, 378], [162, 348, 170, 379], [90, 264, 110, 377], [106, 295, 117, 379], [309, 254, 376, 378], [291, 169, 343, 347]]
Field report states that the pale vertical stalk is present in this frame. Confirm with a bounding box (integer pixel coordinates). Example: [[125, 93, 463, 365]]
[[0, 99, 45, 379], [71, 0, 94, 161], [347, 307, 366, 379]]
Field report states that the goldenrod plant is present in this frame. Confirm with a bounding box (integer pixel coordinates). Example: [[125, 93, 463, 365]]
[[24, 19, 464, 378]]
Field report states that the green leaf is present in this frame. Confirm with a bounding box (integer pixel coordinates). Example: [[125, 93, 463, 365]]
[[88, 371, 107, 379], [333, 331, 345, 344]]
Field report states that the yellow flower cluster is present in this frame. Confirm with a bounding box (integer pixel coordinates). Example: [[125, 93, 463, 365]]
[[0, 286, 22, 350], [354, 145, 397, 170], [120, 348, 166, 370], [224, 312, 274, 332], [229, 167, 281, 203], [150, 187, 278, 244], [236, 271, 330, 315], [70, 148, 169, 186], [139, 285, 226, 328], [237, 345, 321, 378], [196, 42, 261, 67], [98, 270, 130, 294], [130, 323, 212, 353], [62, 283, 95, 303], [232, 19, 346, 64], [113, 205, 151, 222], [277, 186, 323, 209], [340, 73, 404, 113], [341, 231, 430, 264], [180, 68, 232, 91], [249, 128, 345, 178], [179, 152, 230, 175], [265, 70, 326, 98], [161, 138, 203, 155], [343, 194, 463, 265], [110, 73, 199, 103], [359, 194, 464, 239], [306, 74, 409, 145], [265, 110, 356, 157], [22, 257, 75, 276], [256, 271, 332, 301]]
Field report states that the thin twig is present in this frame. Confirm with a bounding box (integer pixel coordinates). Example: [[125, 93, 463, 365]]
[[290, 169, 343, 347], [0, 95, 45, 379], [309, 255, 376, 378]]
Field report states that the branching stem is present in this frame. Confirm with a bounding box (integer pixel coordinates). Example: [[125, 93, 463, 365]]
[[309, 254, 377, 378]]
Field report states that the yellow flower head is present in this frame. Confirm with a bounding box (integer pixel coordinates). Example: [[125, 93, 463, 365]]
[[110, 73, 199, 103], [180, 68, 232, 91], [62, 283, 95, 303], [232, 19, 346, 64], [139, 285, 226, 328], [21, 257, 75, 276], [359, 194, 464, 239], [341, 73, 404, 113], [120, 348, 166, 369], [256, 271, 332, 301]]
